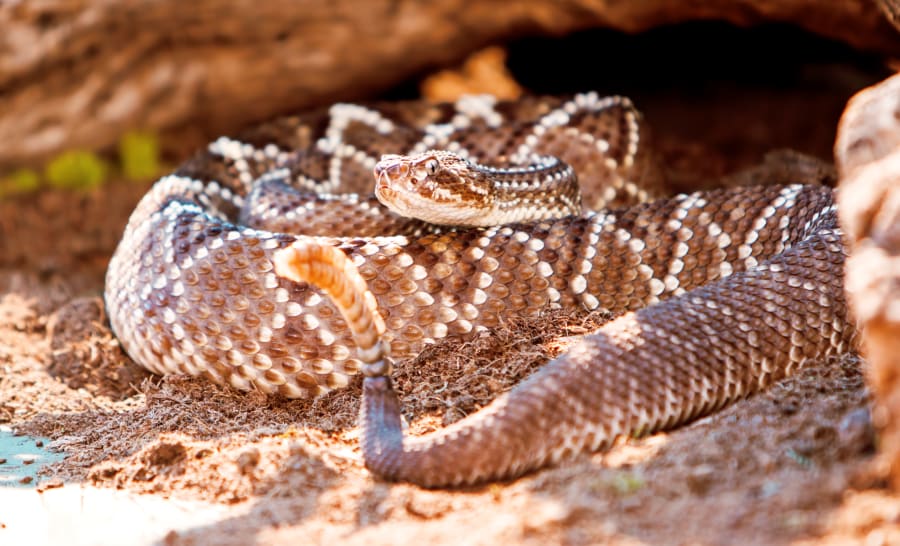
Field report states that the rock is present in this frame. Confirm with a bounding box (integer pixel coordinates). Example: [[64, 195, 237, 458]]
[[2, 0, 900, 168], [835, 72, 900, 489]]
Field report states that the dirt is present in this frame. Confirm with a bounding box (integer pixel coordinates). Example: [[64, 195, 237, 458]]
[[3, 37, 900, 545]]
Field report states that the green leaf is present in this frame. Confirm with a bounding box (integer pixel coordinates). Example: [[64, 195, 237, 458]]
[[119, 131, 160, 181], [0, 169, 40, 197], [45, 151, 108, 190]]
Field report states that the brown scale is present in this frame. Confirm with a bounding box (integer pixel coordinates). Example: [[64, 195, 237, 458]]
[[243, 184, 424, 237]]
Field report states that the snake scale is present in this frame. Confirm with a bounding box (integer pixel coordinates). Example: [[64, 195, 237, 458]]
[[105, 92, 856, 487]]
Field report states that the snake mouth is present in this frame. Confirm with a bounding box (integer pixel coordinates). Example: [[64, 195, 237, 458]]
[[375, 173, 393, 194], [374, 177, 398, 209]]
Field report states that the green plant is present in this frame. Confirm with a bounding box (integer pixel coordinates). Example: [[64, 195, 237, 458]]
[[0, 168, 40, 197], [45, 150, 108, 190], [119, 130, 160, 181]]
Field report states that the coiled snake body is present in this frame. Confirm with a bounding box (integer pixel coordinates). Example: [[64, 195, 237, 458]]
[[106, 92, 856, 487]]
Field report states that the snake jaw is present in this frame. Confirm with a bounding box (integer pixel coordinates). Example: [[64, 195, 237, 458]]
[[374, 171, 392, 195]]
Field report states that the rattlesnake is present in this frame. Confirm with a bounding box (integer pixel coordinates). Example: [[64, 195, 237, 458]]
[[105, 92, 856, 487]]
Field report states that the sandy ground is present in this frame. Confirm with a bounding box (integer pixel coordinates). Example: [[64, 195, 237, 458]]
[[3, 46, 900, 545]]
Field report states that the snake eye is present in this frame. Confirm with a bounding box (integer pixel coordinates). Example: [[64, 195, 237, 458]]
[[425, 159, 439, 175]]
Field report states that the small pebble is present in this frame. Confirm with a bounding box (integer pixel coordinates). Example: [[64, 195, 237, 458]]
[[236, 448, 261, 474], [685, 465, 716, 495], [759, 480, 781, 498], [195, 448, 213, 459], [839, 407, 876, 455], [36, 479, 64, 493], [19, 476, 32, 484]]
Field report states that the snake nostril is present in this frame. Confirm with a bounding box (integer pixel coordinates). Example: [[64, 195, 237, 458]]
[[374, 160, 407, 181]]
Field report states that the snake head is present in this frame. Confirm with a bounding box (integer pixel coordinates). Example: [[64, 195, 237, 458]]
[[374, 150, 492, 226]]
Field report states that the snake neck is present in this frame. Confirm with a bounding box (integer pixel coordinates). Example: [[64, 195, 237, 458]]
[[479, 156, 583, 225]]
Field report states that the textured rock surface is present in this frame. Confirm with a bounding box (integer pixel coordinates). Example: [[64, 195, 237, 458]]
[[2, 0, 900, 169], [835, 72, 900, 489]]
